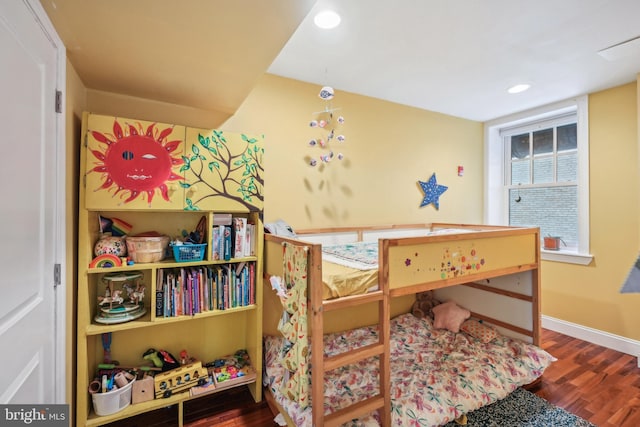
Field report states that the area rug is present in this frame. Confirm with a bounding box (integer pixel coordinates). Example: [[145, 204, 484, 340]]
[[444, 387, 595, 427]]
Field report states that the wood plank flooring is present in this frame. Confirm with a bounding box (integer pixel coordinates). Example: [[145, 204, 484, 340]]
[[532, 328, 640, 427], [105, 328, 640, 427]]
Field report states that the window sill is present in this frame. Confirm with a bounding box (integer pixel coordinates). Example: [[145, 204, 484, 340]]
[[541, 249, 593, 265]]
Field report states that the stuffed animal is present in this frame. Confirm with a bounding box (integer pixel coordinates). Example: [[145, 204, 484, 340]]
[[411, 291, 440, 319]]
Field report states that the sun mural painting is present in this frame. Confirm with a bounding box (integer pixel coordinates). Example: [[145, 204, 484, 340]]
[[88, 119, 184, 205], [86, 115, 265, 212]]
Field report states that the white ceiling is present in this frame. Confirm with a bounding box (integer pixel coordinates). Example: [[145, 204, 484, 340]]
[[41, 0, 640, 123], [268, 0, 640, 122]]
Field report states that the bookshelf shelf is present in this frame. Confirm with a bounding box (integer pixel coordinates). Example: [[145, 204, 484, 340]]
[[84, 377, 258, 427], [86, 256, 258, 275], [84, 305, 258, 336]]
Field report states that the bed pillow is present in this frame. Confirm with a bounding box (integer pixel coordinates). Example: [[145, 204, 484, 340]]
[[264, 219, 297, 237], [432, 301, 471, 333], [460, 319, 499, 343]]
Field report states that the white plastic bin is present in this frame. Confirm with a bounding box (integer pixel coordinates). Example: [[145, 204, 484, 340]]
[[92, 378, 135, 416]]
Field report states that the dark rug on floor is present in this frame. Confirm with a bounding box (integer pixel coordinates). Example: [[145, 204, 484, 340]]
[[444, 387, 596, 427]]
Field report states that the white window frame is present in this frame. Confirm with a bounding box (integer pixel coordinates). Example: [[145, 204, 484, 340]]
[[484, 96, 593, 265]]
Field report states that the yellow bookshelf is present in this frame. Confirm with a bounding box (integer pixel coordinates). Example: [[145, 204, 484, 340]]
[[77, 112, 264, 426]]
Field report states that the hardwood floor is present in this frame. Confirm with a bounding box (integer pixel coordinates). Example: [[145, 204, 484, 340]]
[[106, 328, 640, 427], [103, 386, 279, 427], [532, 328, 640, 427]]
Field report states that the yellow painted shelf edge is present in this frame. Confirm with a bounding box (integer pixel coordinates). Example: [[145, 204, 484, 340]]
[[85, 379, 257, 426], [87, 257, 258, 275], [84, 305, 258, 336]]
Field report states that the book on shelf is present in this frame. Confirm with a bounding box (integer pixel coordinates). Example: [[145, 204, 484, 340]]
[[223, 226, 232, 261], [212, 214, 231, 260], [247, 222, 256, 256], [233, 217, 247, 258], [156, 263, 256, 317], [212, 225, 231, 261], [156, 269, 164, 317], [211, 225, 233, 261], [212, 214, 256, 261], [212, 226, 221, 261], [213, 213, 232, 226]]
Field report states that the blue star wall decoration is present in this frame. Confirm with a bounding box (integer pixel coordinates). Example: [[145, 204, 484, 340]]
[[419, 173, 448, 209]]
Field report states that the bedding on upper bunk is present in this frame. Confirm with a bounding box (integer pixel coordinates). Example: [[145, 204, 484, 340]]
[[322, 242, 379, 299], [319, 228, 477, 299], [264, 313, 555, 427]]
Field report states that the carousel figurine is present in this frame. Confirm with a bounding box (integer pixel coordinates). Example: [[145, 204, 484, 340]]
[[95, 271, 147, 324], [123, 281, 146, 305], [98, 288, 124, 309]]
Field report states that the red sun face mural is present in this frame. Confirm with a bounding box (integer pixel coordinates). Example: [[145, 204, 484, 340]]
[[89, 119, 184, 204]]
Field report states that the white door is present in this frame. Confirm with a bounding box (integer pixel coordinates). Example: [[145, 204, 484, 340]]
[[0, 0, 65, 404]]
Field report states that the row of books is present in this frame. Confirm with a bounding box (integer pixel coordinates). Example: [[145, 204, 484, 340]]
[[212, 216, 257, 260], [155, 263, 256, 318]]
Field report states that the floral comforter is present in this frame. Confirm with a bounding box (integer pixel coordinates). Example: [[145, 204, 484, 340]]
[[264, 313, 555, 427]]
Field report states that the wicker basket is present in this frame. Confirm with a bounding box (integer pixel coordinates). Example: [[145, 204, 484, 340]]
[[125, 234, 170, 263]]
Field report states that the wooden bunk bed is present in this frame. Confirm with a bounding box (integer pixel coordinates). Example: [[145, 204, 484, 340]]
[[262, 223, 552, 427]]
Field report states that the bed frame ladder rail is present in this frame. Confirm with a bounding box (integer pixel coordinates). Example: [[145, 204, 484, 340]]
[[311, 275, 391, 426], [323, 395, 387, 427]]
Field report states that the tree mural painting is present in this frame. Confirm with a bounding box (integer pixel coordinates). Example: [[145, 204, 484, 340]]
[[180, 129, 264, 211]]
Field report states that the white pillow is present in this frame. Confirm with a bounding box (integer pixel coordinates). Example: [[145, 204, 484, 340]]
[[264, 219, 297, 237]]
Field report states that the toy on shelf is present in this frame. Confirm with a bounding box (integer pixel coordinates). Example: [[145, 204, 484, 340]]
[[98, 289, 123, 308], [170, 215, 208, 262], [188, 373, 215, 397], [90, 375, 136, 417], [101, 332, 113, 364], [94, 234, 127, 257], [153, 360, 208, 399], [143, 348, 180, 372], [89, 338, 142, 418], [180, 349, 197, 366], [206, 349, 256, 390], [122, 282, 145, 305], [89, 253, 123, 268], [94, 271, 146, 324]]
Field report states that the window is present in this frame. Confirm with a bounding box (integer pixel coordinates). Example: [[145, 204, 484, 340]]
[[485, 97, 592, 265], [505, 115, 578, 247]]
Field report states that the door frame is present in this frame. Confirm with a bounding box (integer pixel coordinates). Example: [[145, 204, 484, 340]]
[[26, 0, 67, 403]]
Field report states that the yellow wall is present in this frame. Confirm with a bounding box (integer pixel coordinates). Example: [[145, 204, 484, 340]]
[[84, 74, 485, 229], [224, 74, 485, 228], [85, 89, 231, 129], [65, 58, 87, 419], [541, 81, 640, 340]]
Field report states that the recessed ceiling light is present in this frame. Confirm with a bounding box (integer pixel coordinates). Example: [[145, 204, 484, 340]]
[[507, 84, 531, 94], [314, 10, 341, 29]]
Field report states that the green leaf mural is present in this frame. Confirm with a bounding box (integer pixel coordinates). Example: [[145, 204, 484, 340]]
[[182, 129, 264, 212]]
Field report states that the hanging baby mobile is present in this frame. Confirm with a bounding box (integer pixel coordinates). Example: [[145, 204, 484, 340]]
[[307, 86, 346, 167], [419, 173, 448, 209]]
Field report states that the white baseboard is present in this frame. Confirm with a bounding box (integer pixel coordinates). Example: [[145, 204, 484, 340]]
[[542, 315, 640, 367]]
